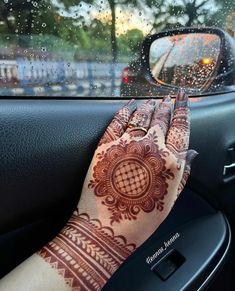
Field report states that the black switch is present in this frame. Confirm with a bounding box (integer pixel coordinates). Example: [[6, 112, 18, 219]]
[[152, 250, 185, 281], [153, 258, 177, 280]]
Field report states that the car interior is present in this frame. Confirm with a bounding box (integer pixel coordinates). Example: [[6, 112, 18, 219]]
[[0, 1, 235, 290], [0, 91, 234, 290]]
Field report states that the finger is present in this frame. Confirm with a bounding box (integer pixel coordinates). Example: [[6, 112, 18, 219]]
[[177, 150, 198, 196], [149, 95, 172, 138], [99, 99, 137, 146], [166, 89, 190, 159], [126, 99, 156, 138]]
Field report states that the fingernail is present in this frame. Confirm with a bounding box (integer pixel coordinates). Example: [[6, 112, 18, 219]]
[[178, 88, 186, 101], [145, 99, 156, 109], [175, 89, 188, 109], [164, 95, 171, 102], [186, 150, 199, 164], [147, 99, 156, 107], [126, 99, 135, 105], [126, 99, 137, 112], [159, 95, 171, 109]]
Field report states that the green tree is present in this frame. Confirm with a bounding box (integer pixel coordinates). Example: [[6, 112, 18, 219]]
[[53, 0, 139, 62], [206, 0, 235, 30], [0, 0, 59, 46], [0, 0, 38, 35], [126, 29, 144, 52], [145, 0, 216, 32], [118, 29, 144, 55]]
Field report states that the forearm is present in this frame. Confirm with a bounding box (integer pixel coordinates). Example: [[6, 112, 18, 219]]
[[37, 209, 135, 290], [0, 209, 135, 291], [0, 253, 71, 291]]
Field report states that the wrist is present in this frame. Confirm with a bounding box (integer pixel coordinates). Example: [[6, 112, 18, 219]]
[[38, 209, 136, 290]]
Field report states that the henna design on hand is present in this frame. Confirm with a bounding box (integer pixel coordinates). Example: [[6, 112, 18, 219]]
[[127, 99, 156, 138], [38, 211, 135, 291], [89, 133, 174, 224], [166, 107, 189, 159], [99, 99, 136, 146], [150, 95, 172, 136], [35, 91, 196, 291], [166, 90, 190, 160]]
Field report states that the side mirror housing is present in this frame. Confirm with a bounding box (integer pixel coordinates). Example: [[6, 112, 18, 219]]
[[142, 27, 235, 94]]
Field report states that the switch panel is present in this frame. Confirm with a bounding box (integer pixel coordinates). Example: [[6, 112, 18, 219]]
[[152, 250, 185, 281]]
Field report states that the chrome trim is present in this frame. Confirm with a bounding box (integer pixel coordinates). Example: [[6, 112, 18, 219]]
[[223, 162, 235, 176]]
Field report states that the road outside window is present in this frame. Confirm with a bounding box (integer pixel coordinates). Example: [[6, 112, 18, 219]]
[[0, 0, 234, 97]]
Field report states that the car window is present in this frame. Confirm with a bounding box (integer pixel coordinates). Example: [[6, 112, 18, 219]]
[[0, 0, 234, 97]]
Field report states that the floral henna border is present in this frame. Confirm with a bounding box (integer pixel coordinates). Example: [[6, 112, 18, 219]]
[[89, 132, 174, 224], [38, 211, 135, 291]]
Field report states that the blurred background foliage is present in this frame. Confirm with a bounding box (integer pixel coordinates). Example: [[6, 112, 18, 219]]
[[0, 0, 234, 62]]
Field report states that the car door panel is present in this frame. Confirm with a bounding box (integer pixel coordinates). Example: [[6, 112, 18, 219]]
[[0, 93, 235, 286]]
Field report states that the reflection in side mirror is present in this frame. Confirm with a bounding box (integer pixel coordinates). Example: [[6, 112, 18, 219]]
[[149, 33, 221, 91]]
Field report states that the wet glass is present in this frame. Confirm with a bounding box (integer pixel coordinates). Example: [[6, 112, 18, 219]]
[[149, 34, 221, 90], [0, 0, 234, 97]]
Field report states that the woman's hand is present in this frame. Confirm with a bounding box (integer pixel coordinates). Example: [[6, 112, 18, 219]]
[[37, 90, 197, 290], [79, 90, 197, 236], [43, 91, 197, 290], [0, 91, 197, 291]]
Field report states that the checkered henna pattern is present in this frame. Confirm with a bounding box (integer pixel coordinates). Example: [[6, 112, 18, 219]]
[[113, 160, 149, 197]]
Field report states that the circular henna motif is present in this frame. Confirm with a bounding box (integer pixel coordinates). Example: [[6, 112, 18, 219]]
[[89, 138, 174, 224]]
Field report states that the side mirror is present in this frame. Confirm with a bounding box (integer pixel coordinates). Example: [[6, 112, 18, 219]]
[[142, 27, 235, 94]]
